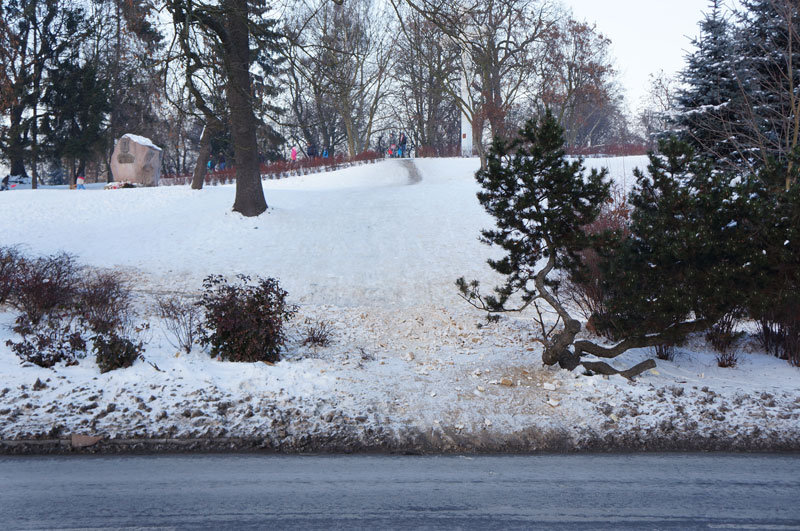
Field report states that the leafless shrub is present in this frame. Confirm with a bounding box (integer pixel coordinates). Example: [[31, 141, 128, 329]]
[[652, 343, 676, 361], [758, 310, 800, 367], [155, 292, 201, 354], [302, 319, 333, 347], [0, 246, 23, 306], [706, 312, 742, 354], [716, 350, 738, 368], [10, 252, 78, 325], [562, 185, 630, 340], [77, 270, 133, 335]]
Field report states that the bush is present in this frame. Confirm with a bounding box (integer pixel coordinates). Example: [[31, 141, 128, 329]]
[[562, 185, 630, 340], [716, 349, 738, 368], [6, 315, 86, 368], [652, 343, 676, 361], [582, 140, 747, 345], [77, 271, 133, 334], [10, 252, 78, 325], [197, 275, 297, 362], [0, 246, 23, 306], [93, 332, 144, 373], [757, 309, 800, 367], [302, 319, 333, 347], [706, 312, 742, 354], [155, 292, 201, 354]]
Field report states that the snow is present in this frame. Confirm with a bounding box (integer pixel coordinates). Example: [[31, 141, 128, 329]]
[[122, 133, 162, 151], [0, 156, 798, 451]]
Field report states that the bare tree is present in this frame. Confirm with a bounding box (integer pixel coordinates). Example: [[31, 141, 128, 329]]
[[536, 19, 621, 148], [391, 5, 461, 155], [636, 70, 677, 150], [285, 0, 394, 157], [399, 0, 558, 165]]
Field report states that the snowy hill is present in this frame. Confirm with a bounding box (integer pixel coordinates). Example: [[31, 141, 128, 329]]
[[0, 156, 798, 453]]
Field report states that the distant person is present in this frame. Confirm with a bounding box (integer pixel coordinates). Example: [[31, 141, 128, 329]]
[[399, 132, 407, 158], [0, 174, 9, 191], [291, 146, 298, 162], [376, 135, 385, 156], [76, 174, 86, 190], [322, 147, 329, 159], [307, 143, 317, 159]]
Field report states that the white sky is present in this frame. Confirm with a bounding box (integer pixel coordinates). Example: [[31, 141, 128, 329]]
[[563, 0, 713, 110]]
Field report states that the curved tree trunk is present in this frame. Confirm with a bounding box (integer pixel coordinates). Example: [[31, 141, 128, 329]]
[[574, 319, 711, 359]]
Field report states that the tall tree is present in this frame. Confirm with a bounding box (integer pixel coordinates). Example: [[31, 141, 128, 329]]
[[285, 0, 393, 157], [672, 0, 740, 164], [636, 70, 678, 150], [0, 0, 83, 184], [166, 0, 284, 216], [40, 56, 111, 182], [392, 7, 461, 155], [403, 0, 558, 164], [99, 0, 164, 182], [536, 18, 621, 148], [733, 0, 800, 187]]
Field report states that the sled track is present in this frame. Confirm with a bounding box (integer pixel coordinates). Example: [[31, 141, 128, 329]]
[[399, 159, 422, 185]]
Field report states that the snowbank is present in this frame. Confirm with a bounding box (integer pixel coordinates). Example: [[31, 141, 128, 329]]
[[0, 157, 798, 453]]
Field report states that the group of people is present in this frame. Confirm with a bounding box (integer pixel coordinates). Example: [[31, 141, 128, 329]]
[[290, 143, 330, 162], [207, 154, 227, 172], [385, 132, 409, 158], [286, 132, 411, 162]]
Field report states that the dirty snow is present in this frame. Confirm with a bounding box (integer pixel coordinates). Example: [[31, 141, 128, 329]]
[[0, 156, 797, 451]]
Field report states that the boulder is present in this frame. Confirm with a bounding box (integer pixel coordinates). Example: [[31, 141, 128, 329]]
[[110, 134, 162, 186]]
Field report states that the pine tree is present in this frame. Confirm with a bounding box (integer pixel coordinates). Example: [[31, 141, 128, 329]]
[[459, 112, 611, 367], [672, 0, 741, 165], [596, 139, 749, 344]]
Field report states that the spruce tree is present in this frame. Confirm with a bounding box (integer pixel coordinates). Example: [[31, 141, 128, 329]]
[[672, 0, 741, 165], [740, 158, 800, 364], [733, 0, 800, 184], [41, 57, 111, 183]]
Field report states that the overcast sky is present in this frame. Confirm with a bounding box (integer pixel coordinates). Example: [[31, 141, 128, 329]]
[[563, 0, 715, 110]]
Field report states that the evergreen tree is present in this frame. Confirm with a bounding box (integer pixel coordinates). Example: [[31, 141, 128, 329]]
[[459, 112, 619, 370], [739, 157, 800, 364], [733, 0, 800, 185], [595, 139, 749, 344], [40, 57, 111, 182], [672, 0, 741, 165], [166, 0, 285, 215], [0, 0, 84, 183]]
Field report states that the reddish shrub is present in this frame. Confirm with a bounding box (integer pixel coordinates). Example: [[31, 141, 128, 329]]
[[197, 275, 297, 363], [10, 252, 79, 326], [0, 246, 22, 306], [562, 186, 630, 339]]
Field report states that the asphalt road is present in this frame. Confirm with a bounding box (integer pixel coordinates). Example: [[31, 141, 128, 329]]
[[2, 453, 799, 529]]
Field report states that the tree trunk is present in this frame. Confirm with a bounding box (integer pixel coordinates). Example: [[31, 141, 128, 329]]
[[7, 104, 28, 178], [8, 154, 27, 179], [222, 0, 267, 216], [192, 123, 218, 190]]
